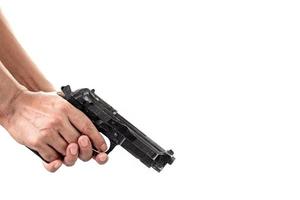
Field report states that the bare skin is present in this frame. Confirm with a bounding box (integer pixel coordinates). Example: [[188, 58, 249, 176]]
[[0, 10, 108, 172]]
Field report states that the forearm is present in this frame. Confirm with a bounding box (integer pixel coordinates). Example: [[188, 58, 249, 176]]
[[0, 61, 26, 120], [0, 10, 54, 92]]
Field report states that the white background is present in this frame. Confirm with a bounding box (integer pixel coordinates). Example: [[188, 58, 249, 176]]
[[0, 0, 300, 199]]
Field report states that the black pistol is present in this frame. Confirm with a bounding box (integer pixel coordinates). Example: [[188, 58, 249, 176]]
[[59, 85, 175, 172]]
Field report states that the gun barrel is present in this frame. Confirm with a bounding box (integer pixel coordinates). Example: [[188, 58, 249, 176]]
[[115, 113, 175, 172]]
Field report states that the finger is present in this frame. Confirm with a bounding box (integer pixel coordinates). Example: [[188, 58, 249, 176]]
[[46, 133, 68, 156], [78, 135, 93, 161], [59, 120, 81, 144], [43, 159, 62, 173], [38, 144, 61, 162], [94, 152, 108, 165], [63, 143, 78, 166], [67, 107, 107, 152]]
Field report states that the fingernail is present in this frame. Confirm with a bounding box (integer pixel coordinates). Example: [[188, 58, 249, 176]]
[[80, 137, 89, 147], [97, 153, 108, 164], [100, 144, 107, 151], [70, 145, 78, 155], [99, 154, 107, 162]]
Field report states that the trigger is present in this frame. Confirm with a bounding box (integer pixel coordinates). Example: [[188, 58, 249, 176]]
[[92, 141, 117, 155], [106, 141, 117, 154]]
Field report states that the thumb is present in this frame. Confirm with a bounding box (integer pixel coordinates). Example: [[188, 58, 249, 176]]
[[43, 159, 62, 173]]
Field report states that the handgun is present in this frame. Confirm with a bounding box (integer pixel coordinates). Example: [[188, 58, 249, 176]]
[[30, 85, 175, 172]]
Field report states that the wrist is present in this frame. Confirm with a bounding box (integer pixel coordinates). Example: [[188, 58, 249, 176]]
[[0, 84, 28, 125]]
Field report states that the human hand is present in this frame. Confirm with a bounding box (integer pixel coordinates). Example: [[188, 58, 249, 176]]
[[44, 135, 108, 172], [0, 90, 108, 172]]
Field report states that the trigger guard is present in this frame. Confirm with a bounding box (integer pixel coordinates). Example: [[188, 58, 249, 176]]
[[106, 141, 117, 154]]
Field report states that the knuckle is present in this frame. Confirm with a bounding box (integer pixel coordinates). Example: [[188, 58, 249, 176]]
[[48, 116, 62, 127], [68, 134, 79, 143], [70, 136, 79, 144], [57, 101, 70, 112], [81, 121, 94, 134], [39, 130, 52, 140], [29, 137, 41, 148]]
